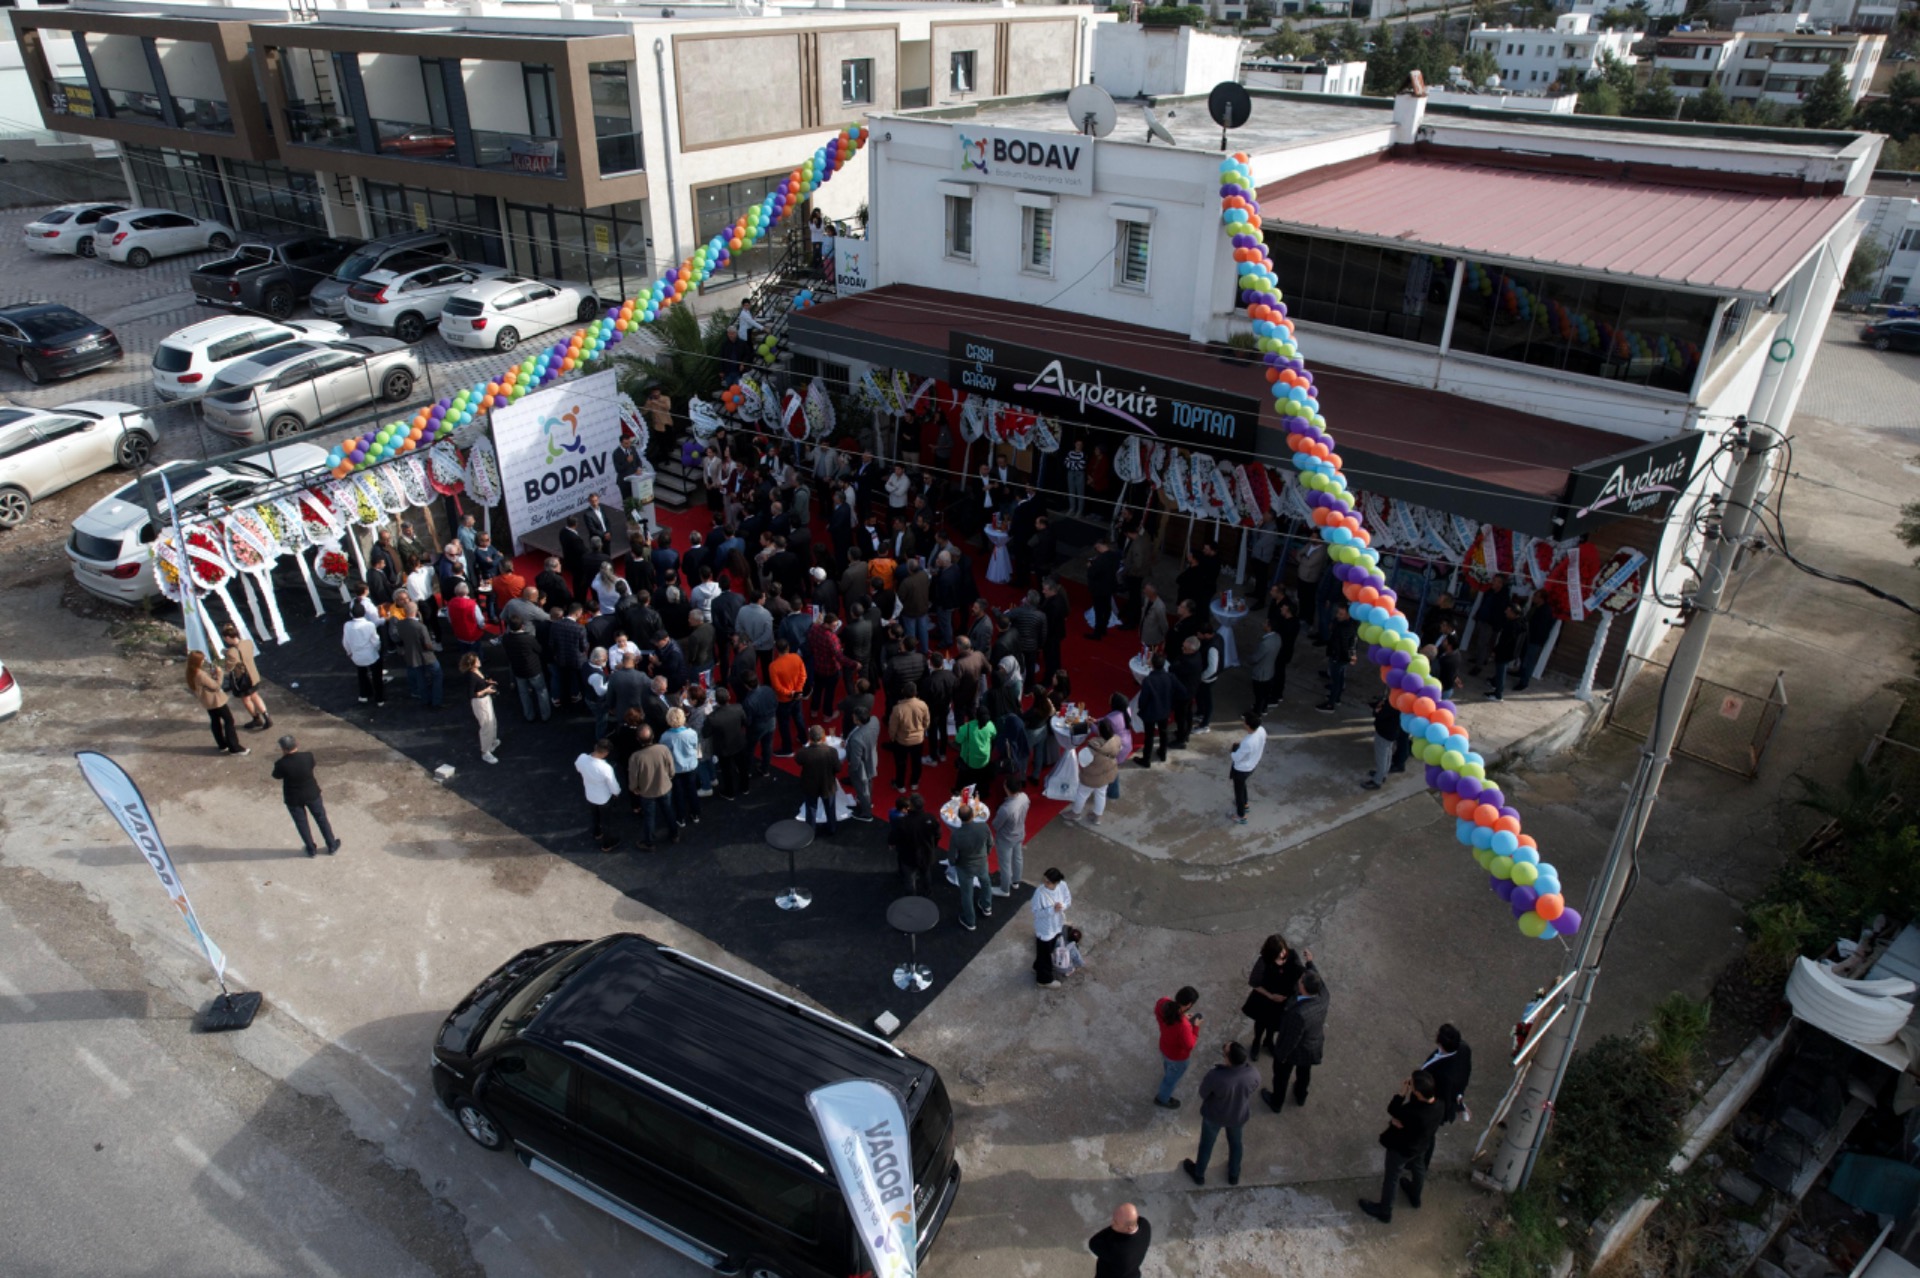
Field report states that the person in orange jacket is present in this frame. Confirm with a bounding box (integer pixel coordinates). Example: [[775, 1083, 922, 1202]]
[[770, 637, 808, 757]]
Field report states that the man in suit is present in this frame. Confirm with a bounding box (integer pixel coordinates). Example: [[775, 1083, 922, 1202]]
[[1417, 1024, 1472, 1172], [583, 491, 612, 548], [1040, 577, 1070, 680], [559, 516, 588, 599], [1359, 1070, 1444, 1223], [1086, 538, 1122, 640], [828, 488, 856, 568], [1139, 583, 1170, 653], [797, 725, 842, 836], [1262, 957, 1327, 1113], [272, 735, 340, 857]]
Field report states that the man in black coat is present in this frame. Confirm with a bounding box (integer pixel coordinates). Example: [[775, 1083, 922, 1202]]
[[1040, 577, 1070, 679], [534, 556, 573, 614], [702, 688, 751, 799], [1360, 1070, 1444, 1222], [1086, 538, 1122, 640], [559, 517, 588, 599], [1317, 603, 1358, 714], [1262, 960, 1327, 1113], [1135, 655, 1178, 767], [1417, 1024, 1473, 1172], [1466, 574, 1512, 675], [796, 725, 842, 836], [828, 488, 856, 568], [272, 735, 339, 857], [582, 491, 612, 547]]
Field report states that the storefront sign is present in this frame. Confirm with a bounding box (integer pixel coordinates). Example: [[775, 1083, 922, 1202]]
[[492, 370, 623, 541], [834, 237, 874, 296], [510, 138, 561, 175], [1559, 432, 1704, 536], [954, 126, 1094, 196], [949, 331, 1258, 452]]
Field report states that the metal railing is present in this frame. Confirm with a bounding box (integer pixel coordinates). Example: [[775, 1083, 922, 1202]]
[[595, 129, 643, 176], [474, 129, 565, 177]]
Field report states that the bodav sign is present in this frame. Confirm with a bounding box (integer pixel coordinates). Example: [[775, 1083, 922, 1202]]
[[493, 369, 623, 540], [955, 126, 1094, 195]]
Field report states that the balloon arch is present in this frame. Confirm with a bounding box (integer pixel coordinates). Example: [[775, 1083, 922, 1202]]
[[1217, 154, 1580, 943]]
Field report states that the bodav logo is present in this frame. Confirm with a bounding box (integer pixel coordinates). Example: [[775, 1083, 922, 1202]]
[[525, 400, 607, 503], [959, 134, 991, 175], [541, 405, 586, 465]]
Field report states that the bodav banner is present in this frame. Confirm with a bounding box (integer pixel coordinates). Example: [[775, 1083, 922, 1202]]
[[954, 126, 1094, 195], [75, 751, 227, 981], [493, 369, 623, 541], [807, 1080, 917, 1278]]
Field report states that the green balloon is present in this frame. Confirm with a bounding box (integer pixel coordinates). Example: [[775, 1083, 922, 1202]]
[[1490, 854, 1515, 880], [1511, 861, 1540, 887], [1460, 762, 1487, 780], [1407, 655, 1431, 677], [1441, 748, 1466, 771], [1519, 912, 1548, 938]]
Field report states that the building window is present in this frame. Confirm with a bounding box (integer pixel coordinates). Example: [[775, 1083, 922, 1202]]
[[522, 64, 559, 138], [1115, 218, 1150, 291], [507, 199, 650, 300], [1022, 205, 1053, 275], [223, 159, 325, 235], [696, 175, 786, 283], [1265, 231, 1453, 346], [122, 144, 231, 227], [589, 62, 642, 175], [363, 181, 506, 267], [950, 50, 976, 94], [1898, 228, 1920, 253], [944, 193, 972, 260], [841, 58, 873, 105]]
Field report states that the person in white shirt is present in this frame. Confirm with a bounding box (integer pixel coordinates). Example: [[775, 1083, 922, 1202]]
[[735, 303, 763, 340], [1229, 710, 1266, 826], [576, 739, 621, 851], [341, 612, 385, 706], [1031, 866, 1072, 988]]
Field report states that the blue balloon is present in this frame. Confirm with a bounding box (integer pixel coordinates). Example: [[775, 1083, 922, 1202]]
[[1512, 845, 1540, 866], [1471, 826, 1495, 850], [1446, 734, 1470, 755], [1490, 830, 1519, 857], [1456, 819, 1476, 846], [1419, 722, 1444, 745]]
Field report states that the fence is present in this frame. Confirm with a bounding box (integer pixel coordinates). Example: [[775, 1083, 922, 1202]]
[[1606, 654, 1788, 778]]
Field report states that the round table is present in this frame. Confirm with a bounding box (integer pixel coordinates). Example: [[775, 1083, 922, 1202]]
[[1209, 600, 1250, 668], [1128, 652, 1152, 683], [940, 794, 992, 830], [1046, 714, 1094, 798], [984, 526, 1013, 585], [765, 819, 815, 911], [887, 896, 939, 992]]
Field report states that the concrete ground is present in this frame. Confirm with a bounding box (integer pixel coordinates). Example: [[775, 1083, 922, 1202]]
[[1, 259, 1916, 1278]]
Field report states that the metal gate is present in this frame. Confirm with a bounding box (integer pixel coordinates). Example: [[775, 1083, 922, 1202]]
[[1607, 656, 1788, 778]]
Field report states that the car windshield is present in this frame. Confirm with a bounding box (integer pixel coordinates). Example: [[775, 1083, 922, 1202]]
[[153, 344, 192, 373], [476, 942, 598, 1055], [333, 248, 389, 282], [38, 210, 74, 226], [0, 409, 32, 428], [910, 1074, 952, 1184], [18, 308, 91, 339]]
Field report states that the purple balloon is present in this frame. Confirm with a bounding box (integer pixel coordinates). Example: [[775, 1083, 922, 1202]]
[[1457, 776, 1484, 800], [1556, 908, 1582, 936], [1499, 805, 1520, 820], [1479, 788, 1504, 810], [1511, 885, 1539, 911], [1390, 650, 1413, 671], [1437, 770, 1459, 792], [1493, 879, 1516, 900], [1424, 764, 1443, 787]]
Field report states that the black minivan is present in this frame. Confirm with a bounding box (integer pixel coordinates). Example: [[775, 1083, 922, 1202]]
[[431, 934, 961, 1278]]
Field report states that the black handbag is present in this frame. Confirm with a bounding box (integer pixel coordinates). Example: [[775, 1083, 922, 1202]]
[[229, 666, 254, 697], [219, 669, 236, 695]]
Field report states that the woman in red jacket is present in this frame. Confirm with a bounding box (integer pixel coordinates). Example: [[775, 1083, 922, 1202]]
[[1154, 986, 1203, 1109]]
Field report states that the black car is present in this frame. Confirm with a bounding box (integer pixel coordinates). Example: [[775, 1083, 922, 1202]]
[[1861, 318, 1920, 353], [190, 234, 364, 318], [0, 304, 123, 384], [432, 934, 962, 1278]]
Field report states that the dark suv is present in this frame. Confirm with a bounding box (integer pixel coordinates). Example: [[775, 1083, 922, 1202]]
[[190, 234, 363, 318], [432, 935, 961, 1278]]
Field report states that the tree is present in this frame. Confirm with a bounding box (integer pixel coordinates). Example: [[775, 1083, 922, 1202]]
[[1860, 69, 1920, 141], [1260, 22, 1315, 58], [1899, 496, 1920, 567], [1843, 235, 1888, 296], [1595, 49, 1637, 99], [1463, 47, 1499, 87], [1579, 81, 1625, 116], [1802, 63, 1854, 130], [616, 304, 731, 411], [1630, 69, 1679, 119], [1689, 80, 1729, 123], [1138, 5, 1208, 26]]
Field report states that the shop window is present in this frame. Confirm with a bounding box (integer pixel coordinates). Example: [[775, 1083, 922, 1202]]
[[945, 194, 973, 261], [363, 181, 506, 267], [696, 175, 782, 283], [122, 144, 230, 227], [1022, 205, 1053, 276], [223, 159, 325, 235], [950, 50, 975, 95], [1115, 219, 1150, 291], [506, 200, 651, 300], [841, 58, 873, 106], [589, 63, 642, 175], [1263, 230, 1451, 346]]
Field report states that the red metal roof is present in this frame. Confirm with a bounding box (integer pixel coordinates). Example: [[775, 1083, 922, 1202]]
[[1259, 158, 1856, 298]]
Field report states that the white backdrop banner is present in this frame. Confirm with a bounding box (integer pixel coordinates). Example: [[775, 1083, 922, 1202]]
[[834, 237, 874, 295], [807, 1080, 918, 1278], [492, 369, 623, 542]]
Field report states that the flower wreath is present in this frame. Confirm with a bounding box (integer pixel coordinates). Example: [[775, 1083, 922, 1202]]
[[466, 434, 503, 507]]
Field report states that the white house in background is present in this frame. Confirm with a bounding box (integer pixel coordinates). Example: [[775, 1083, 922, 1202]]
[[1466, 15, 1640, 95], [1798, 0, 1904, 32], [1241, 57, 1367, 95], [1426, 86, 1577, 112], [1651, 31, 1741, 98], [1565, 0, 1688, 19], [1723, 20, 1885, 108], [1860, 175, 1920, 304], [1094, 25, 1244, 100]]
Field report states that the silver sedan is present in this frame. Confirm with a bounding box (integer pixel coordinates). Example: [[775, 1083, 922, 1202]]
[[199, 338, 424, 444]]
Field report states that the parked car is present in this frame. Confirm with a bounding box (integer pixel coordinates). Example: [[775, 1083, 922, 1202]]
[[0, 303, 123, 384], [151, 315, 349, 403], [432, 934, 961, 1278], [308, 231, 458, 319], [66, 444, 329, 603], [346, 261, 509, 342], [190, 234, 364, 319], [0, 656, 18, 721], [97, 208, 234, 269], [440, 275, 601, 353], [21, 202, 127, 258], [199, 338, 424, 444], [0, 400, 157, 529], [1860, 318, 1920, 353]]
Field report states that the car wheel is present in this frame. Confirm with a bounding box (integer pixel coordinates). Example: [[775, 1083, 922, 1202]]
[[76, 236, 95, 258], [268, 414, 306, 440], [209, 232, 233, 251], [1875, 337, 1892, 351], [394, 312, 426, 344], [0, 486, 29, 529], [115, 432, 153, 468], [382, 368, 415, 401], [126, 247, 152, 269], [263, 286, 295, 320], [495, 327, 520, 353], [745, 1263, 791, 1278], [18, 355, 44, 385], [452, 1098, 507, 1151], [576, 296, 601, 323]]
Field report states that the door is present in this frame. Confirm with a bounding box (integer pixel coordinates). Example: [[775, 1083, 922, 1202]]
[[308, 349, 370, 416], [525, 283, 566, 331], [476, 1045, 579, 1170], [156, 213, 198, 253], [266, 357, 325, 425], [0, 319, 27, 367], [410, 264, 463, 318], [31, 415, 95, 491], [0, 426, 63, 496]]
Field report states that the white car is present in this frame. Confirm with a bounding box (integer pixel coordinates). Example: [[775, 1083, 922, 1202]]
[[66, 444, 328, 603], [97, 208, 234, 269], [0, 401, 157, 530], [151, 315, 348, 403], [439, 275, 601, 352], [22, 203, 127, 258], [200, 338, 424, 444], [345, 261, 508, 343], [0, 656, 18, 720]]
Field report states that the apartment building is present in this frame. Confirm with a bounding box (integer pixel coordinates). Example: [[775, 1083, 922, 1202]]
[[9, 0, 1102, 302], [1650, 31, 1741, 95], [1860, 174, 1920, 305], [1242, 57, 1368, 95], [1465, 15, 1639, 94], [1722, 19, 1885, 108]]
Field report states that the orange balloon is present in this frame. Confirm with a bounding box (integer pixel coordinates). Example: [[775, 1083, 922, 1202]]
[[1474, 803, 1500, 828], [1441, 794, 1461, 817], [1534, 894, 1565, 922], [1494, 816, 1521, 835], [1430, 708, 1455, 730], [1517, 834, 1537, 849], [1413, 696, 1436, 717]]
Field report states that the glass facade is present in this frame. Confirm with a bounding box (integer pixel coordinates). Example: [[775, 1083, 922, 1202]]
[[362, 181, 506, 266], [505, 200, 649, 301], [697, 174, 784, 283], [222, 159, 326, 235], [588, 61, 641, 176], [1265, 231, 1453, 346], [123, 144, 230, 226]]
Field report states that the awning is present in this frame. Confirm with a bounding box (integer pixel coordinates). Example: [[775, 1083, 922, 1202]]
[[787, 284, 1646, 537], [1258, 157, 1857, 300]]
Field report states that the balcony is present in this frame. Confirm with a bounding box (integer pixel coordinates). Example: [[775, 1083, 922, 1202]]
[[284, 99, 358, 150], [49, 78, 99, 118], [595, 130, 642, 176], [103, 87, 168, 124], [373, 117, 458, 163], [474, 129, 564, 178], [173, 95, 232, 133]]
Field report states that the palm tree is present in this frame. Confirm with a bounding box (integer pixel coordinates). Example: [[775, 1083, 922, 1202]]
[[614, 303, 732, 410]]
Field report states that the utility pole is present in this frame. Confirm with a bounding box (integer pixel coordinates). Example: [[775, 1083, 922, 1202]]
[[1488, 418, 1777, 1193]]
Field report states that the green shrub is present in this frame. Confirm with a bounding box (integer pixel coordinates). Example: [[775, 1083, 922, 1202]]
[[1649, 993, 1711, 1085], [1473, 1184, 1566, 1278], [1553, 1034, 1691, 1219]]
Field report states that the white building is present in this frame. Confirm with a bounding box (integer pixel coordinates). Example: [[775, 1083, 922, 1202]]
[[1860, 176, 1920, 304], [1094, 26, 1244, 100], [786, 85, 1878, 685], [1722, 21, 1885, 107], [1650, 31, 1741, 98], [1426, 85, 1577, 112], [1466, 15, 1640, 95], [1242, 58, 1367, 96], [1565, 0, 1688, 19]]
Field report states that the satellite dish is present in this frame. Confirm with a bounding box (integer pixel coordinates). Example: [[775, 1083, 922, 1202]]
[[1065, 83, 1117, 139], [1207, 81, 1253, 151], [1142, 104, 1177, 146]]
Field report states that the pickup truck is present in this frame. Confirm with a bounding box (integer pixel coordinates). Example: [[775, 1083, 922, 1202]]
[[191, 233, 363, 319]]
